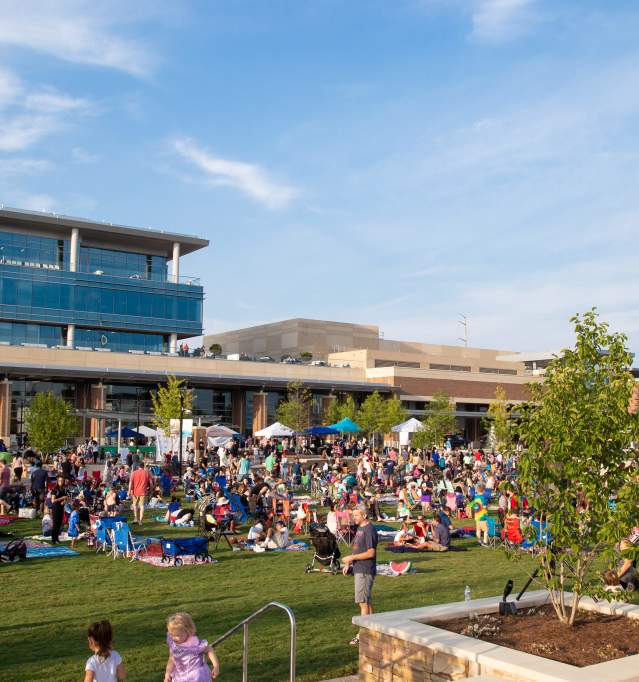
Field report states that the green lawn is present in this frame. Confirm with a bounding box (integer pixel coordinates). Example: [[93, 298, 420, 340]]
[[1, 514, 537, 682]]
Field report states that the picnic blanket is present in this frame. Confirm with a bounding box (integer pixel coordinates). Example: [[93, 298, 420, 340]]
[[376, 563, 418, 577], [0, 518, 14, 526], [0, 541, 79, 559], [385, 543, 468, 553]]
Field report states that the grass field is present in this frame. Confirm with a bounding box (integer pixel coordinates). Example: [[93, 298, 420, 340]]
[[2, 513, 538, 682]]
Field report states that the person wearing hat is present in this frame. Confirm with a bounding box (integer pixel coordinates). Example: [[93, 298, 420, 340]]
[[261, 519, 289, 550]]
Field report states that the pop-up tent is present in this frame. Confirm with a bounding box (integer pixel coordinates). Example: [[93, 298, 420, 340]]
[[136, 425, 157, 438], [302, 425, 339, 436], [391, 417, 424, 433], [206, 424, 238, 438], [329, 417, 362, 433], [254, 422, 294, 438], [105, 426, 144, 439]]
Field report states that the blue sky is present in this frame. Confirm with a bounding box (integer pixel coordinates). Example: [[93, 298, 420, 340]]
[[2, 0, 639, 354]]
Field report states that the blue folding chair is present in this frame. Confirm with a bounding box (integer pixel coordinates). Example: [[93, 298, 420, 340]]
[[486, 516, 503, 549], [221, 485, 248, 523], [111, 521, 146, 561], [95, 516, 126, 555]]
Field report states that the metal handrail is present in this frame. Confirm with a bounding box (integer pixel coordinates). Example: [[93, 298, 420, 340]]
[[211, 601, 296, 681]]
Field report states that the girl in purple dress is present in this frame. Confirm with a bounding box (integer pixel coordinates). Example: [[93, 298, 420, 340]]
[[164, 613, 219, 681]]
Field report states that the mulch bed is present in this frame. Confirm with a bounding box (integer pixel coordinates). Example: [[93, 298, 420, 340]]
[[432, 604, 639, 667]]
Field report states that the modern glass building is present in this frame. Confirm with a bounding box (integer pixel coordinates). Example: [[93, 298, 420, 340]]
[[0, 206, 208, 353]]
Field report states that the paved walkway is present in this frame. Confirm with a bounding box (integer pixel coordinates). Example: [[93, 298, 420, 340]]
[[320, 677, 358, 682]]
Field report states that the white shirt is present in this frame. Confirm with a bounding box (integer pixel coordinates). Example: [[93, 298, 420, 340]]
[[85, 650, 122, 682]]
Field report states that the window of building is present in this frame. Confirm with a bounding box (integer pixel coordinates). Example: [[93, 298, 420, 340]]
[[0, 321, 63, 346], [75, 328, 167, 353], [78, 246, 167, 281], [0, 230, 68, 270], [429, 363, 471, 372], [374, 359, 421, 368], [10, 380, 76, 438], [479, 367, 518, 375]]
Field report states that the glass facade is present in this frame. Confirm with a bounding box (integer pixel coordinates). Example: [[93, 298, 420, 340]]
[[0, 230, 68, 270], [105, 384, 154, 415], [0, 226, 204, 352], [79, 246, 166, 281], [192, 388, 233, 422], [0, 320, 63, 346], [10, 380, 77, 438], [76, 328, 167, 353]]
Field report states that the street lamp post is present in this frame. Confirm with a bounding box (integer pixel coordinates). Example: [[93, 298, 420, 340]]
[[178, 388, 184, 477]]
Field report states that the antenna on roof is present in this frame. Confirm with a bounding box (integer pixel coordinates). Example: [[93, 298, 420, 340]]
[[458, 314, 468, 347]]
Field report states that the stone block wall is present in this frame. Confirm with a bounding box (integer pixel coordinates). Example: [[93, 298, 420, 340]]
[[357, 630, 522, 682]]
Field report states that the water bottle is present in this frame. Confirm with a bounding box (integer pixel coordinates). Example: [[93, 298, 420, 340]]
[[465, 585, 477, 619]]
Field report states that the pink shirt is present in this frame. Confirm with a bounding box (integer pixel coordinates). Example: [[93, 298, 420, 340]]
[[129, 468, 151, 496]]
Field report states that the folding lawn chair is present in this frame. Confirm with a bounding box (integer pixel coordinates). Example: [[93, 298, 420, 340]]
[[486, 516, 503, 549], [111, 521, 146, 561], [220, 485, 249, 524], [94, 516, 126, 556], [211, 516, 235, 551], [502, 515, 523, 548], [334, 510, 355, 545]]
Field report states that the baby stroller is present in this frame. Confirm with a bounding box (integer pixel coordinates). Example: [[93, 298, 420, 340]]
[[160, 536, 213, 566], [305, 523, 341, 575]]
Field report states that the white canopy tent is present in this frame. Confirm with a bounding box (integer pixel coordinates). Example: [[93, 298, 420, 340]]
[[391, 417, 424, 446], [391, 417, 424, 433], [136, 425, 157, 438], [207, 435, 235, 448], [206, 424, 238, 438], [254, 422, 294, 438]]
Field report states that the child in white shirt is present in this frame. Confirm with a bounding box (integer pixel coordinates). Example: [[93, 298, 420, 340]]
[[84, 620, 125, 682]]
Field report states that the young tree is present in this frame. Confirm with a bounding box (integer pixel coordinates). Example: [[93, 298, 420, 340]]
[[25, 392, 78, 457], [151, 375, 193, 433], [324, 394, 359, 424], [357, 391, 387, 449], [209, 343, 222, 357], [412, 391, 457, 450], [517, 310, 639, 625], [299, 351, 313, 362], [482, 385, 513, 454], [276, 381, 312, 433], [380, 395, 408, 434]]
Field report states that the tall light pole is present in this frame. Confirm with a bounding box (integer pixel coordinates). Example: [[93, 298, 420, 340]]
[[178, 388, 184, 477], [458, 314, 468, 347]]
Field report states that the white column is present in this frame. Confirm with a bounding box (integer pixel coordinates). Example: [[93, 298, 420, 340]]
[[67, 324, 75, 348], [170, 333, 178, 354], [172, 242, 181, 283], [69, 228, 79, 272]]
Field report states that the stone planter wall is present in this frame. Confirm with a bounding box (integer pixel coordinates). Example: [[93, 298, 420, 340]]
[[353, 590, 639, 682]]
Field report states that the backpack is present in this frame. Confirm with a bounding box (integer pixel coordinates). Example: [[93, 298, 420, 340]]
[[0, 539, 27, 562]]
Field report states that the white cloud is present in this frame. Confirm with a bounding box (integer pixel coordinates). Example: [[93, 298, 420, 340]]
[[0, 1, 154, 77], [471, 0, 536, 42], [171, 137, 299, 209], [0, 158, 52, 175], [0, 68, 91, 152]]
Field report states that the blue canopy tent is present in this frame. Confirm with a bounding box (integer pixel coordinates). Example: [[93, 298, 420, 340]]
[[105, 426, 144, 439], [329, 417, 362, 433], [301, 426, 340, 436]]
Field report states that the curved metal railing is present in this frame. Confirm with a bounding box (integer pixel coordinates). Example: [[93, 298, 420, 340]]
[[211, 601, 296, 681]]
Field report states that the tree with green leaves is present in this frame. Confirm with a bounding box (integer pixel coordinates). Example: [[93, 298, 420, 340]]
[[380, 395, 408, 434], [412, 391, 457, 450], [276, 381, 312, 433], [357, 392, 407, 450], [25, 391, 78, 457], [324, 394, 359, 424], [151, 375, 193, 433], [208, 343, 222, 357], [299, 351, 313, 362], [482, 385, 513, 454], [516, 309, 639, 625]]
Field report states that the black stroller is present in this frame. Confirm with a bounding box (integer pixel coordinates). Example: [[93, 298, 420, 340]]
[[305, 523, 341, 574]]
